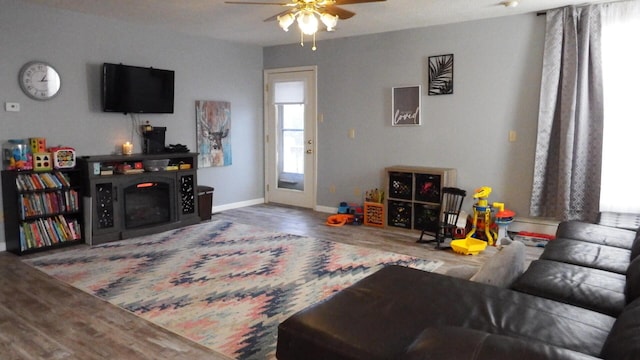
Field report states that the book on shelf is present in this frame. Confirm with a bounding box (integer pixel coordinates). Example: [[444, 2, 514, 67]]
[[55, 172, 71, 187], [17, 214, 83, 250], [14, 171, 72, 192], [37, 219, 49, 246], [18, 190, 80, 220], [30, 222, 44, 248]]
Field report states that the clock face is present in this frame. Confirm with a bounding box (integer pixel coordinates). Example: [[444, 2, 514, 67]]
[[19, 61, 61, 100]]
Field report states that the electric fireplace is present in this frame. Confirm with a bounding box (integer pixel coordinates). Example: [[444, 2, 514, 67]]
[[79, 153, 200, 245], [123, 180, 175, 229]]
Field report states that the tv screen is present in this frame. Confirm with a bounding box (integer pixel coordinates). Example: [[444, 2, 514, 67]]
[[102, 63, 174, 114]]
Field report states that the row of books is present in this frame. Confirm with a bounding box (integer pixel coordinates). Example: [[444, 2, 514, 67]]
[[19, 215, 82, 251], [18, 189, 80, 220], [15, 172, 72, 192]]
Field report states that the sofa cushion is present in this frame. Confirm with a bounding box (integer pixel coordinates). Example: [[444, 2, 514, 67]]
[[556, 220, 636, 249], [540, 238, 631, 274], [601, 297, 640, 360], [403, 326, 602, 360], [470, 240, 526, 287], [276, 265, 616, 360], [632, 230, 640, 261], [626, 256, 640, 303], [511, 259, 626, 316], [597, 211, 640, 231]]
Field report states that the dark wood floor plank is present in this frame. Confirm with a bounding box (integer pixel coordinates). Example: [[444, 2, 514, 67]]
[[0, 250, 228, 360]]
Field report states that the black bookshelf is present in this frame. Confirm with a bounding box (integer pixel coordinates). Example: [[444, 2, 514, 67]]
[[2, 169, 84, 255]]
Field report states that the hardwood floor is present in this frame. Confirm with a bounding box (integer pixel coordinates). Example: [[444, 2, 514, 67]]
[[0, 204, 543, 359]]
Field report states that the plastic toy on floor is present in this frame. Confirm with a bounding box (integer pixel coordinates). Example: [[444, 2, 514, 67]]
[[494, 204, 515, 247], [451, 186, 515, 255], [326, 214, 354, 226], [328, 202, 362, 226]]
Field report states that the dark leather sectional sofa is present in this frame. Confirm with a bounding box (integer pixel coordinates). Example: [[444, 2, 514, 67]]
[[276, 221, 640, 359]]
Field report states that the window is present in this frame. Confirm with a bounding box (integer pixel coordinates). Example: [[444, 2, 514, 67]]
[[600, 2, 640, 213]]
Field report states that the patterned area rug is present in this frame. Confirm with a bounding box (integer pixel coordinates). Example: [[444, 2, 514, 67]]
[[24, 220, 442, 359]]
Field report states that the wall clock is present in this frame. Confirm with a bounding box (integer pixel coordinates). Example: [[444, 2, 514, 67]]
[[19, 61, 61, 100]]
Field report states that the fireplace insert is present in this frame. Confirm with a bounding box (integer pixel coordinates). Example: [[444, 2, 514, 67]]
[[123, 177, 176, 230]]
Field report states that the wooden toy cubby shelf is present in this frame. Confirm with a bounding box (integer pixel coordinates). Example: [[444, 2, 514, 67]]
[[384, 165, 457, 234]]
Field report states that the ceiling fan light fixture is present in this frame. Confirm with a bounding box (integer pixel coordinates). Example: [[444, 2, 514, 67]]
[[226, 0, 382, 51], [277, 13, 295, 31], [297, 10, 319, 35], [320, 12, 338, 31]]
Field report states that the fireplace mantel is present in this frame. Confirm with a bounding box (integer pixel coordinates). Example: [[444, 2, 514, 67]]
[[77, 153, 200, 245]]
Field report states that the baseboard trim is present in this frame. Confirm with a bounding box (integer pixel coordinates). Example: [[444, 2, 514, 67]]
[[510, 216, 559, 235], [315, 205, 337, 214], [212, 198, 265, 213], [212, 200, 337, 215]]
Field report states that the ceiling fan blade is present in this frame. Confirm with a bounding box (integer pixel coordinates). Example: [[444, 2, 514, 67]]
[[225, 1, 291, 5], [264, 9, 295, 22], [324, 5, 356, 19], [333, 0, 386, 5]]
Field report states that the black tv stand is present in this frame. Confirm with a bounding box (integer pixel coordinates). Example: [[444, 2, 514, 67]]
[[77, 153, 199, 245]]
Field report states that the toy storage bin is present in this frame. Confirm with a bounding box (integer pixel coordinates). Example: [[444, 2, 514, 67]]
[[415, 173, 442, 203], [387, 200, 412, 228], [3, 139, 33, 170], [414, 203, 439, 233], [388, 172, 413, 200]]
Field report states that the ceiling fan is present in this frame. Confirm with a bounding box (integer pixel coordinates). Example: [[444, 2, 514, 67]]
[[225, 0, 386, 50]]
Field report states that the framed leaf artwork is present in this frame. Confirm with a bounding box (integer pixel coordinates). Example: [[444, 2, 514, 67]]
[[428, 54, 454, 95]]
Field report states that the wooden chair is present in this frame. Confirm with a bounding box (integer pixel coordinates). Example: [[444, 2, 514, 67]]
[[417, 187, 466, 249]]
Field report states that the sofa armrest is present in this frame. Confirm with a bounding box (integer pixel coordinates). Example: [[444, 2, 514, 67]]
[[403, 327, 601, 360]]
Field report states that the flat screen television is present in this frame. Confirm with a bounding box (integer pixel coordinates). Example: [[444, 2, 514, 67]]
[[102, 63, 174, 114]]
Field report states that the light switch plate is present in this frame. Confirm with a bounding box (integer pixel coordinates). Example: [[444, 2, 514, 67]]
[[5, 102, 20, 112]]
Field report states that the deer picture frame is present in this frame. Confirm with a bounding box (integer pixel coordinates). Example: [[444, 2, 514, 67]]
[[196, 100, 232, 167]]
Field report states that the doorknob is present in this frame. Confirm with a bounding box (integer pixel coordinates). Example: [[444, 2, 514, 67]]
[[306, 149, 312, 154], [307, 140, 313, 144]]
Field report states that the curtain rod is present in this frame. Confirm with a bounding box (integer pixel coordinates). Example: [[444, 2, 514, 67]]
[[537, 0, 620, 16]]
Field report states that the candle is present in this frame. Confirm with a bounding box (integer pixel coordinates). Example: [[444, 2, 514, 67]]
[[122, 141, 133, 155]]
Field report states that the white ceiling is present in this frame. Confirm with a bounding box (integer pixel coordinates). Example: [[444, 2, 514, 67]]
[[22, 0, 606, 47]]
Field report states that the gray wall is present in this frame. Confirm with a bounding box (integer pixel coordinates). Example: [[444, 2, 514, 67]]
[[0, 1, 546, 251], [264, 14, 545, 217], [0, 0, 264, 249]]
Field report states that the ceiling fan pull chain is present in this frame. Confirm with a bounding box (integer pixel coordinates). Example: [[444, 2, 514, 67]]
[[312, 32, 317, 51], [300, 31, 304, 47]]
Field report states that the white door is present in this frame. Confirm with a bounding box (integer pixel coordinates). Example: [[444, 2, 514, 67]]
[[264, 67, 317, 208]]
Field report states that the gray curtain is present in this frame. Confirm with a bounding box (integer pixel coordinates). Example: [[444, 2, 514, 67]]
[[530, 5, 604, 222]]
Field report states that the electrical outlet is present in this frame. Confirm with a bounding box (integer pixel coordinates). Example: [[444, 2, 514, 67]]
[[354, 187, 361, 197], [5, 102, 20, 112], [509, 130, 517, 142], [329, 184, 336, 193]]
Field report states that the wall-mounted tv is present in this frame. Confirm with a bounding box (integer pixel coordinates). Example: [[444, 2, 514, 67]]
[[102, 63, 174, 114]]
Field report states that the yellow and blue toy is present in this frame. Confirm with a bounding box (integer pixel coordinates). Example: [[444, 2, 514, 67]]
[[451, 186, 515, 255]]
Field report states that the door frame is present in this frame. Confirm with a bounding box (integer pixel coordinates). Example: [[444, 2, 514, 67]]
[[263, 66, 318, 209]]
